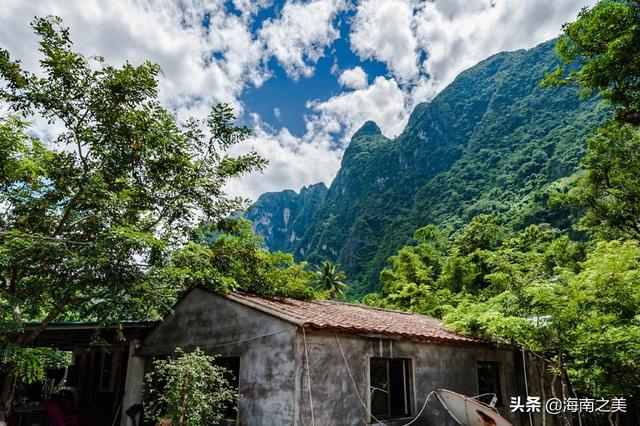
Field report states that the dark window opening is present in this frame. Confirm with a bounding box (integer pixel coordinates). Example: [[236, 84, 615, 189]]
[[215, 357, 240, 421], [477, 361, 503, 406], [369, 358, 412, 420]]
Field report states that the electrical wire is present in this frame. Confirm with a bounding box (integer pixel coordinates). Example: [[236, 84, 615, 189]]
[[522, 346, 534, 426], [335, 334, 385, 425], [143, 326, 298, 353], [400, 390, 435, 426], [334, 333, 440, 426], [302, 327, 315, 426]]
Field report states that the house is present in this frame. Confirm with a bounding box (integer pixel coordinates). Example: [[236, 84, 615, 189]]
[[21, 321, 155, 426], [131, 287, 535, 426]]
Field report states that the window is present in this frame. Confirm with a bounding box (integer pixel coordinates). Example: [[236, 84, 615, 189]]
[[477, 361, 503, 406], [369, 358, 412, 420], [215, 357, 240, 421]]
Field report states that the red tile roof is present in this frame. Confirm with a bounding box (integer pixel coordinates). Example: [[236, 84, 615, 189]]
[[226, 292, 482, 345]]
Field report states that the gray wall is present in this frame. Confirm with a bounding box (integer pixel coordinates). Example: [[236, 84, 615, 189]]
[[142, 288, 299, 426], [294, 329, 524, 426], [142, 290, 526, 425]]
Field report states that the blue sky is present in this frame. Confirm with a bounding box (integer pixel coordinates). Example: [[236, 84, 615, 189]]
[[1, 0, 595, 199]]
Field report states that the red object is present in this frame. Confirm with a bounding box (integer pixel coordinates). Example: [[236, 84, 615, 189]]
[[46, 402, 79, 426]]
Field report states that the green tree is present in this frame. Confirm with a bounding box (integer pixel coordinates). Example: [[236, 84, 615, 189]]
[[365, 224, 458, 317], [452, 214, 501, 255], [543, 0, 640, 124], [0, 17, 265, 418], [166, 218, 315, 300], [543, 0, 640, 239], [445, 236, 640, 426], [314, 260, 348, 298], [144, 348, 235, 426]]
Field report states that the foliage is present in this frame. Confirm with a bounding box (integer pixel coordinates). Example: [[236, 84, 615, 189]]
[[165, 218, 315, 300], [0, 16, 265, 416], [2, 346, 71, 385], [369, 219, 640, 411], [249, 39, 605, 296], [542, 1, 640, 241], [144, 348, 235, 426], [542, 0, 640, 124], [313, 260, 347, 299], [444, 237, 640, 401]]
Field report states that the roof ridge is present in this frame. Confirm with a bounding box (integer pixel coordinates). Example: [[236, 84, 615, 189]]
[[229, 291, 443, 321], [219, 290, 483, 345], [316, 299, 438, 319]]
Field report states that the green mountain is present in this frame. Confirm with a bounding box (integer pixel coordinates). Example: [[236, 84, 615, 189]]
[[245, 183, 328, 253], [247, 39, 606, 296]]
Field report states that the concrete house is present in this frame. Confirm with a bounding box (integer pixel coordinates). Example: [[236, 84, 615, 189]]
[[133, 288, 532, 426]]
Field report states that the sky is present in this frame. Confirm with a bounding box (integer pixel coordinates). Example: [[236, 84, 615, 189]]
[[0, 0, 595, 200]]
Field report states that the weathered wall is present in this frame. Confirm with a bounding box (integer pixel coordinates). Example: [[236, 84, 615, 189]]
[[141, 288, 299, 426], [141, 290, 530, 426], [294, 329, 525, 426]]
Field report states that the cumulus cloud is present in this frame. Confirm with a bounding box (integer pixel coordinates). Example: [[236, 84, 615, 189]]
[[0, 0, 351, 199], [350, 0, 419, 82], [338, 66, 368, 89], [0, 0, 266, 125], [307, 76, 409, 142], [259, 0, 345, 79], [411, 0, 598, 97], [0, 0, 597, 198], [226, 123, 342, 199], [335, 0, 595, 146]]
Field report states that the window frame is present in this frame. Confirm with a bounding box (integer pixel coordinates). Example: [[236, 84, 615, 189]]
[[476, 360, 504, 407], [214, 355, 241, 423], [368, 357, 414, 422]]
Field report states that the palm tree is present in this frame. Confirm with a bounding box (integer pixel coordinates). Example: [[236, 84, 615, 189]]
[[314, 260, 348, 298]]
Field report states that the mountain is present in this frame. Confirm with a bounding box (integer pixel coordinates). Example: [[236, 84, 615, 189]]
[[247, 39, 606, 296], [244, 183, 328, 253]]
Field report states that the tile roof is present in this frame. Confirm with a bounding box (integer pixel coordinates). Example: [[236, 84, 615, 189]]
[[226, 292, 483, 345]]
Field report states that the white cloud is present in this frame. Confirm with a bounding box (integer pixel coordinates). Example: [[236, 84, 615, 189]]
[[231, 0, 273, 17], [226, 124, 342, 200], [0, 0, 268, 125], [259, 0, 345, 79], [0, 0, 598, 200], [411, 0, 598, 97], [338, 0, 596, 148], [338, 66, 368, 89], [350, 0, 419, 82], [307, 76, 409, 142]]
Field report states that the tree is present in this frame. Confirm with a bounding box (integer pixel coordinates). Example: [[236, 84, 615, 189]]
[[314, 260, 348, 298], [0, 17, 266, 419], [576, 122, 640, 238], [543, 0, 640, 239], [542, 0, 640, 125], [166, 218, 315, 300], [444, 235, 640, 426], [144, 348, 235, 426]]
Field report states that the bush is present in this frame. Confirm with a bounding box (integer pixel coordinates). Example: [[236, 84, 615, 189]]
[[144, 348, 235, 426]]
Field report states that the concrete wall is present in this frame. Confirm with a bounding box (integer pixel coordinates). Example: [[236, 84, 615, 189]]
[[141, 290, 528, 425], [142, 288, 299, 426], [294, 329, 525, 426]]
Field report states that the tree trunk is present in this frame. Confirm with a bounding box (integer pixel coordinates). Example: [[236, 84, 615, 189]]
[[0, 367, 16, 423]]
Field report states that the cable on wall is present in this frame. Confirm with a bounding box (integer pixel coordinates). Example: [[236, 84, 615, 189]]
[[335, 334, 385, 425], [302, 327, 316, 426]]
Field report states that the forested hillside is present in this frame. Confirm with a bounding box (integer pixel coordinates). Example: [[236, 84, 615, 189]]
[[248, 39, 605, 296], [245, 182, 327, 253]]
